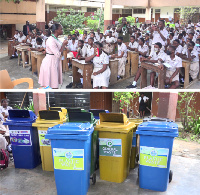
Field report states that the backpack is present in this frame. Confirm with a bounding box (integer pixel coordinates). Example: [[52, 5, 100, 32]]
[[0, 149, 9, 169]]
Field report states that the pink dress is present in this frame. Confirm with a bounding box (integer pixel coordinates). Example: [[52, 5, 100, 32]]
[[38, 36, 62, 88]]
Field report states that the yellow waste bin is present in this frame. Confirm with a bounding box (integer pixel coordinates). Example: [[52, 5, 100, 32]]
[[128, 118, 143, 169], [95, 113, 136, 183], [32, 110, 67, 171], [49, 107, 67, 116]]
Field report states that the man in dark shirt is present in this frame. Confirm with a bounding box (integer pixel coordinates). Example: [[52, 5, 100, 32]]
[[23, 21, 31, 36]]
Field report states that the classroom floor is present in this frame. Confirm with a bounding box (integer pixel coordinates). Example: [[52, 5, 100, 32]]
[[1, 152, 200, 195]]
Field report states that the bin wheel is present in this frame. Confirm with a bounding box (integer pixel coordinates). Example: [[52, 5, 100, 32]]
[[169, 170, 173, 183], [90, 173, 96, 185]]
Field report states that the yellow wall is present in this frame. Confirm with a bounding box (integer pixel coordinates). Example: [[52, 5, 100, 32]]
[[0, 1, 36, 24]]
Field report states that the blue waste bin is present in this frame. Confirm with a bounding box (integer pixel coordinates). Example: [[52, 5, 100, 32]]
[[4, 110, 41, 169], [45, 122, 94, 195], [136, 118, 178, 192], [89, 109, 109, 120]]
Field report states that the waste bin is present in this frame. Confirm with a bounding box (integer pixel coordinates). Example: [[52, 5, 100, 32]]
[[128, 118, 143, 169], [136, 117, 178, 191], [67, 108, 87, 113], [95, 113, 135, 183], [89, 109, 109, 120], [49, 107, 67, 116], [45, 122, 94, 195], [4, 110, 41, 169], [32, 110, 67, 171], [68, 111, 97, 180]]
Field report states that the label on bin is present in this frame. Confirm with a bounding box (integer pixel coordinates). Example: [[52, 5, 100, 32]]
[[9, 130, 32, 146], [140, 146, 169, 168], [53, 148, 84, 171], [99, 138, 122, 157], [38, 130, 51, 146], [132, 132, 136, 147]]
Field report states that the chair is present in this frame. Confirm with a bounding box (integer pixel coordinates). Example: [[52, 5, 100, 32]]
[[0, 70, 33, 89]]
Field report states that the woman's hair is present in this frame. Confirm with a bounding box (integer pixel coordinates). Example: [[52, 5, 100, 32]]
[[94, 42, 103, 48], [1, 99, 7, 104], [50, 23, 61, 33]]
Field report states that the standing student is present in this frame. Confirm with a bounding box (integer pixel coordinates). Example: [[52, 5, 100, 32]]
[[38, 23, 68, 89], [139, 93, 149, 118]]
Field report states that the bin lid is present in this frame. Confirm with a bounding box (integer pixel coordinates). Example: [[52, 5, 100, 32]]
[[47, 122, 94, 135], [4, 110, 37, 125], [137, 117, 178, 137], [68, 112, 96, 124], [49, 107, 67, 115], [89, 109, 109, 119], [67, 108, 87, 113], [95, 113, 136, 133], [32, 110, 66, 127]]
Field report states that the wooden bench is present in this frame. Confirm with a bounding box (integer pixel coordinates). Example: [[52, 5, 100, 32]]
[[140, 62, 166, 89], [109, 59, 118, 85], [31, 51, 45, 76], [127, 51, 139, 76]]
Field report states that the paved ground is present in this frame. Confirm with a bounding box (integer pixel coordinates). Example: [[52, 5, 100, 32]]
[[1, 139, 200, 195], [1, 40, 200, 89]]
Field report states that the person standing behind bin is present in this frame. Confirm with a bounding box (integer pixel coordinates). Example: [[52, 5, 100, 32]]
[[38, 23, 68, 89], [139, 93, 149, 118]]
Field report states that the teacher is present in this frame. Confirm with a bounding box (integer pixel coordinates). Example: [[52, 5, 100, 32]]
[[38, 23, 68, 89]]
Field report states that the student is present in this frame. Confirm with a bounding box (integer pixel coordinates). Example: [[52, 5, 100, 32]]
[[195, 39, 200, 53], [86, 38, 95, 57], [76, 40, 87, 60], [99, 33, 105, 43], [139, 93, 149, 118], [127, 36, 139, 51], [90, 32, 97, 42], [126, 38, 149, 88], [111, 37, 127, 79], [13, 30, 19, 40], [104, 31, 116, 54], [181, 41, 199, 81], [95, 28, 101, 41], [85, 42, 111, 89], [82, 32, 89, 44], [167, 32, 175, 46], [0, 99, 13, 118], [173, 39, 183, 57], [160, 45, 182, 89]]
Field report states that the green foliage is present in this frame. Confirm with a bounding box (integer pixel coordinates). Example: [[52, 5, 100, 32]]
[[70, 29, 84, 35], [177, 92, 200, 134], [54, 9, 89, 35], [165, 22, 175, 28], [87, 9, 104, 31], [118, 16, 135, 25], [177, 7, 199, 23], [113, 92, 140, 112], [14, 101, 35, 112]]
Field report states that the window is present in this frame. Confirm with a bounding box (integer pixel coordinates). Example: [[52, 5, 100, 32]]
[[174, 8, 181, 13], [133, 9, 146, 14], [155, 9, 160, 13], [122, 9, 132, 14], [87, 8, 97, 12]]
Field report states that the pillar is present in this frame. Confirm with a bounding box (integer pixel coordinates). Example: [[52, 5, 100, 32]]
[[157, 92, 178, 121], [46, 4, 50, 25], [33, 92, 46, 116], [104, 0, 112, 32], [36, 0, 45, 31], [145, 7, 151, 24]]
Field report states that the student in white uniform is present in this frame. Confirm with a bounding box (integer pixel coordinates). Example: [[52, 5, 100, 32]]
[[126, 38, 149, 88], [160, 45, 182, 89], [85, 42, 111, 89], [181, 41, 199, 80], [99, 33, 105, 44], [104, 31, 116, 54], [127, 36, 139, 51], [0, 99, 13, 118], [173, 39, 183, 57], [111, 37, 127, 79]]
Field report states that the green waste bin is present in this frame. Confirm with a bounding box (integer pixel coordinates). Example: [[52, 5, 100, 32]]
[[67, 111, 98, 184]]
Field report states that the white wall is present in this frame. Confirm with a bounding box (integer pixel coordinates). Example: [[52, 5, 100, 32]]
[[160, 7, 174, 19], [16, 24, 24, 32], [132, 14, 146, 18]]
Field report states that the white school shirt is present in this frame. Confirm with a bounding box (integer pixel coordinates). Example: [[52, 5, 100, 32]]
[[175, 45, 183, 54], [152, 29, 168, 46], [139, 96, 149, 103], [18, 35, 26, 43], [78, 46, 87, 57], [112, 31, 118, 38], [149, 49, 167, 61], [105, 36, 116, 44], [164, 55, 182, 72], [128, 41, 139, 49], [99, 37, 105, 43], [0, 106, 13, 117], [118, 43, 127, 58], [184, 49, 199, 62], [138, 45, 149, 56], [86, 45, 94, 57], [68, 40, 78, 51], [14, 33, 20, 40]]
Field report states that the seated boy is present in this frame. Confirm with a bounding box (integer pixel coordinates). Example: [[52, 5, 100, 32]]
[[127, 36, 139, 51]]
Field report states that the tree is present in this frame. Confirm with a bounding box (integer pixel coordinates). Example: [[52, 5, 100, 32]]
[[53, 9, 89, 34]]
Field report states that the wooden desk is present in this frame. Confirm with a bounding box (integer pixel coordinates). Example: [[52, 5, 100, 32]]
[[72, 59, 93, 89], [62, 50, 68, 72], [140, 62, 166, 89], [8, 40, 14, 57], [127, 51, 139, 76], [31, 51, 45, 76], [182, 60, 191, 89], [109, 59, 118, 85], [14, 45, 31, 68]]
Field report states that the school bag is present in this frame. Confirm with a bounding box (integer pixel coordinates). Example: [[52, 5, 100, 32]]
[[0, 149, 9, 169]]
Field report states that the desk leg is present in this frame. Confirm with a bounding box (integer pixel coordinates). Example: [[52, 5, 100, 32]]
[[109, 61, 118, 85], [31, 56, 37, 74], [28, 51, 31, 66], [158, 69, 165, 89], [83, 65, 92, 89], [17, 50, 20, 66], [37, 56, 43, 76], [63, 51, 68, 72], [131, 54, 139, 76], [140, 67, 147, 89], [184, 63, 190, 89], [72, 64, 80, 87], [22, 51, 25, 68]]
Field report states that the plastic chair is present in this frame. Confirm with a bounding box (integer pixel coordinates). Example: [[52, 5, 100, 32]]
[[0, 70, 33, 89]]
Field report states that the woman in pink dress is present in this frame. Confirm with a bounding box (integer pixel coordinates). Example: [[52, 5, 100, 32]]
[[38, 23, 68, 88]]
